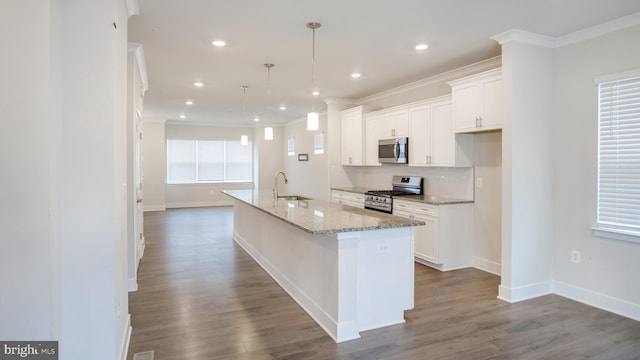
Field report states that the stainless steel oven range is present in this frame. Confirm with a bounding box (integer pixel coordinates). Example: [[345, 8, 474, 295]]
[[364, 175, 423, 214]]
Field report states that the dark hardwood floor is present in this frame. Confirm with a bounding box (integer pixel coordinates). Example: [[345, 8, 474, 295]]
[[128, 207, 640, 360]]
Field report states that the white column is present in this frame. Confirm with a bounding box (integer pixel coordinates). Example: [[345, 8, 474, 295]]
[[492, 30, 556, 302]]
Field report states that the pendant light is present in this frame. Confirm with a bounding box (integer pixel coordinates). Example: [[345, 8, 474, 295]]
[[240, 85, 249, 145], [264, 127, 273, 140], [306, 22, 321, 131], [264, 63, 275, 141]]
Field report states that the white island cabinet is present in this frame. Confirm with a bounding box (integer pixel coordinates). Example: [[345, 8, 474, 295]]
[[222, 189, 423, 343]]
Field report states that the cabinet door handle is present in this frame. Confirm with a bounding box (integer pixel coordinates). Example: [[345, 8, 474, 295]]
[[479, 116, 483, 127], [475, 116, 480, 128]]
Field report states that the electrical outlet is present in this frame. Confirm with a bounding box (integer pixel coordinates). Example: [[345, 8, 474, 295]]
[[571, 250, 581, 264], [476, 177, 484, 188], [377, 243, 389, 253]]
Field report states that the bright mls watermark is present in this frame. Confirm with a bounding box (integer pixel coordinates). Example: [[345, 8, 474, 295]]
[[1, 342, 58, 359]]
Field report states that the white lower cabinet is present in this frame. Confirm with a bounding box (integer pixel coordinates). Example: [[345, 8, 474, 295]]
[[393, 199, 472, 271], [413, 206, 439, 264], [331, 190, 365, 208]]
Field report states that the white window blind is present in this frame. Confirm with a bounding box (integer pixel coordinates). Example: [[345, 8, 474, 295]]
[[167, 139, 252, 183], [597, 75, 640, 235]]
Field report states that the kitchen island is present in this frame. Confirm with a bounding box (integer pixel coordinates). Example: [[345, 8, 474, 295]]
[[221, 189, 424, 343]]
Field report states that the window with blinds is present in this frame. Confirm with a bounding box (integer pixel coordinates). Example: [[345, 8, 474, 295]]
[[166, 139, 252, 183], [596, 74, 640, 240]]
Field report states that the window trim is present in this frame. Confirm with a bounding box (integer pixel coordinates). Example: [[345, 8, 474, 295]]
[[592, 68, 640, 244], [592, 226, 640, 244]]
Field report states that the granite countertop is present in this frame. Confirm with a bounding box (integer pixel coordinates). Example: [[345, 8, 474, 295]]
[[221, 189, 425, 235], [394, 194, 474, 205], [331, 187, 377, 194]]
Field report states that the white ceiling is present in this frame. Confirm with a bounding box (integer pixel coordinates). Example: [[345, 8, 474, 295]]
[[128, 0, 640, 126]]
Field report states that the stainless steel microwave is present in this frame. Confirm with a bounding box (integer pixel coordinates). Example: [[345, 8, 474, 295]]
[[378, 137, 408, 164]]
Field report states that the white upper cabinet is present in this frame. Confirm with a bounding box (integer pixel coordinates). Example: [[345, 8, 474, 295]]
[[364, 107, 409, 166], [408, 105, 430, 166], [365, 113, 384, 166], [341, 106, 378, 166], [448, 68, 503, 133], [408, 96, 473, 167], [373, 108, 409, 139]]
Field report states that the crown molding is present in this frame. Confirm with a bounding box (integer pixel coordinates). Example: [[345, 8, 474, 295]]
[[556, 11, 640, 47], [357, 56, 502, 104], [492, 12, 640, 48], [323, 98, 359, 105], [142, 117, 167, 124], [491, 29, 556, 47], [165, 120, 258, 128], [124, 0, 139, 18]]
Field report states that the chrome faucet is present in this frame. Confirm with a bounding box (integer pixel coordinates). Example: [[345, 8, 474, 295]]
[[273, 171, 288, 199]]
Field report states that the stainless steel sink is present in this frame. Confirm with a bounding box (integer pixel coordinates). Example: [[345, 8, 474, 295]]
[[277, 195, 312, 201]]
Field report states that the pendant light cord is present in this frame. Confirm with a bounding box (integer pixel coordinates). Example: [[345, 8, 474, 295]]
[[307, 22, 321, 112], [311, 27, 316, 93]]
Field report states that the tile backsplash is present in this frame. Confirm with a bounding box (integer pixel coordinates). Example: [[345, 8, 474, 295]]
[[331, 165, 474, 200]]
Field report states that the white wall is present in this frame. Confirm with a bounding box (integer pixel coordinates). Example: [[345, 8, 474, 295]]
[[473, 131, 502, 274], [142, 121, 166, 211], [1, 1, 131, 359], [282, 117, 330, 200], [1, 0, 55, 340], [56, 0, 130, 357], [254, 125, 284, 192], [552, 25, 640, 310]]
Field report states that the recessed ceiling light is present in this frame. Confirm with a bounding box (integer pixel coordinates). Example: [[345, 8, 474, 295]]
[[279, 106, 286, 110], [415, 44, 429, 50], [185, 100, 194, 105], [351, 72, 361, 78], [312, 90, 320, 96], [194, 82, 204, 87], [212, 40, 226, 47], [254, 117, 260, 122], [179, 114, 186, 119]]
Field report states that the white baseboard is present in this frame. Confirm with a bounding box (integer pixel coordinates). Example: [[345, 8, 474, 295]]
[[233, 231, 359, 343], [415, 258, 444, 271], [128, 278, 138, 292], [143, 205, 166, 212], [119, 314, 132, 360], [553, 280, 640, 321], [472, 257, 501, 276], [498, 281, 552, 303], [166, 201, 233, 209]]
